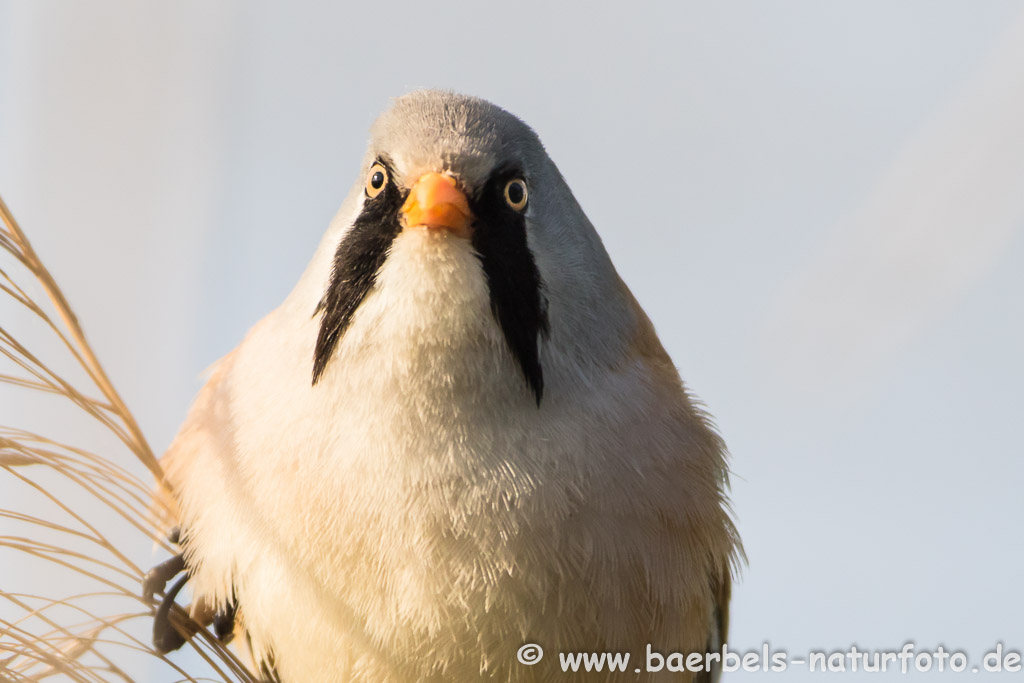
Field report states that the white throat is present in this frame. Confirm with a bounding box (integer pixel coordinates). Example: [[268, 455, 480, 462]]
[[314, 227, 531, 408]]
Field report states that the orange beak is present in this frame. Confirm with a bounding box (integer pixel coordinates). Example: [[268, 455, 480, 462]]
[[400, 172, 473, 236]]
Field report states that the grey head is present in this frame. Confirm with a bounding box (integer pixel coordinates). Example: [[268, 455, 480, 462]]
[[313, 90, 628, 405]]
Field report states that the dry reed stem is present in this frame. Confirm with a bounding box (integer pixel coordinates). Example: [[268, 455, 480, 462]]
[[0, 194, 258, 682], [0, 195, 158, 479]]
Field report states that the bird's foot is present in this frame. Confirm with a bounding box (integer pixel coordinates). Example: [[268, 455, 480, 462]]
[[142, 553, 186, 603], [212, 600, 237, 643], [152, 573, 190, 653], [144, 527, 191, 653], [143, 527, 238, 653]]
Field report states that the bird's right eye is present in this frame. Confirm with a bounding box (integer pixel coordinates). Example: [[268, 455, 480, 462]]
[[366, 163, 388, 198]]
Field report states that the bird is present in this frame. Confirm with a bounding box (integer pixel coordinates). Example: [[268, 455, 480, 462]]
[[145, 90, 741, 683]]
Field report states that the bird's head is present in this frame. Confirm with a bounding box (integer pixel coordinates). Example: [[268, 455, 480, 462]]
[[309, 90, 636, 406]]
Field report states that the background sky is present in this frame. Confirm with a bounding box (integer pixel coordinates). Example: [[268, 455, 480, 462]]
[[2, 1, 1023, 680]]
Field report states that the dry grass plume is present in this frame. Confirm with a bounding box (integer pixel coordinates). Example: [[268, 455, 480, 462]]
[[0, 194, 256, 682]]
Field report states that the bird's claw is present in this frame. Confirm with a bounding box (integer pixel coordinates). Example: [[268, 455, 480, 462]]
[[152, 573, 190, 653], [213, 601, 237, 643], [144, 527, 192, 653], [142, 553, 186, 603]]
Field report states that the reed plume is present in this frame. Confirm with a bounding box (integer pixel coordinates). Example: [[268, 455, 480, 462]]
[[0, 194, 255, 682]]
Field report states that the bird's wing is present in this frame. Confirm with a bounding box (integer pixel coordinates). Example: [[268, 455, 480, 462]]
[[149, 350, 248, 628], [153, 349, 238, 527], [617, 275, 739, 683], [146, 349, 269, 662]]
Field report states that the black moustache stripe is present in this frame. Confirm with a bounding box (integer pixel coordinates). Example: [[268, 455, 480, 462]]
[[311, 179, 404, 384], [470, 170, 549, 405]]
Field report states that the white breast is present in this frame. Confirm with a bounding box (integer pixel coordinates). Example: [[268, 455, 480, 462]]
[[174, 229, 718, 682]]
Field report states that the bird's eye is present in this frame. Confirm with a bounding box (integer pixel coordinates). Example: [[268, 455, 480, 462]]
[[504, 178, 528, 211], [366, 163, 388, 198]]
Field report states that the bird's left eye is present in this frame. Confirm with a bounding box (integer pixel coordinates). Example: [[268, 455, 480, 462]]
[[366, 163, 388, 199], [504, 178, 528, 211]]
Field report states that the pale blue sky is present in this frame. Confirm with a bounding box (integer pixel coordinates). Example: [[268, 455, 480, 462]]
[[2, 1, 1023, 679]]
